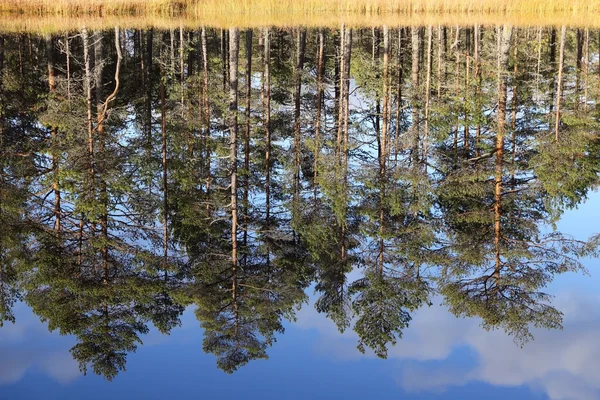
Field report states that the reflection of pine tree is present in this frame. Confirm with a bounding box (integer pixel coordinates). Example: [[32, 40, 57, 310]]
[[0, 26, 598, 379], [436, 26, 598, 345]]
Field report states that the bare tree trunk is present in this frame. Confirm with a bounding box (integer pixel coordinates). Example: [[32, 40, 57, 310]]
[[437, 25, 442, 101], [511, 46, 518, 184], [293, 29, 306, 208], [453, 27, 460, 157], [65, 33, 71, 100], [201, 28, 211, 207], [228, 28, 240, 332], [161, 56, 169, 275], [94, 32, 109, 283], [314, 29, 325, 201], [82, 28, 95, 237], [170, 28, 175, 75], [410, 27, 420, 166], [243, 29, 252, 255], [424, 26, 432, 163], [493, 25, 512, 287], [221, 29, 228, 91], [145, 30, 153, 157], [263, 28, 272, 267], [341, 26, 352, 261], [555, 26, 566, 142], [379, 26, 390, 274], [394, 28, 404, 160], [333, 30, 341, 138], [584, 29, 589, 112], [536, 27, 542, 96], [382, 26, 390, 168], [475, 25, 481, 157], [549, 28, 556, 64], [46, 34, 62, 236], [180, 26, 185, 118], [373, 28, 381, 164], [576, 29, 583, 110]]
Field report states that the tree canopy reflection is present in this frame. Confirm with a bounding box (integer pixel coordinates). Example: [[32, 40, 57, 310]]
[[0, 25, 599, 378]]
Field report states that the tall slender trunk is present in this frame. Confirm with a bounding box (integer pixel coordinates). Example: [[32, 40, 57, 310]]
[[437, 25, 443, 101], [340, 26, 352, 260], [493, 25, 512, 287], [576, 29, 583, 110], [584, 29, 589, 112], [372, 28, 381, 166], [201, 28, 211, 207], [424, 26, 432, 164], [410, 27, 420, 166], [293, 29, 307, 208], [228, 28, 240, 333], [243, 29, 252, 256], [453, 27, 460, 157], [475, 25, 481, 157], [555, 26, 566, 142], [379, 26, 390, 274], [82, 28, 95, 238], [333, 31, 341, 136], [511, 46, 518, 184], [263, 28, 272, 268], [161, 58, 169, 275], [94, 32, 109, 282], [65, 33, 71, 100], [549, 28, 557, 114], [549, 28, 556, 64], [263, 28, 271, 231], [314, 30, 325, 201], [221, 29, 227, 91], [394, 28, 404, 160], [180, 26, 185, 117], [382, 26, 390, 169], [145, 30, 153, 163], [536, 27, 542, 97], [170, 29, 175, 75], [46, 34, 61, 236], [463, 27, 470, 154]]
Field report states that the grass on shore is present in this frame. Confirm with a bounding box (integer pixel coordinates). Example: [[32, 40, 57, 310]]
[[3, 0, 600, 15], [0, 0, 600, 15], [2, 0, 600, 32]]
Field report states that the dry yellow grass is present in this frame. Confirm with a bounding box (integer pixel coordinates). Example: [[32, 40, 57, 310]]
[[2, 0, 600, 32], [4, 0, 600, 14]]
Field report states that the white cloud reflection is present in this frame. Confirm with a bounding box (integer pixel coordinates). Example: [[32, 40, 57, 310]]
[[295, 289, 600, 400], [0, 303, 80, 386]]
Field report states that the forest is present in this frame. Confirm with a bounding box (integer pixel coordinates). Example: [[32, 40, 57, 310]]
[[0, 25, 599, 380]]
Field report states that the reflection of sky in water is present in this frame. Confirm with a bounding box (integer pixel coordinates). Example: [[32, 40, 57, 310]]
[[2, 192, 599, 400]]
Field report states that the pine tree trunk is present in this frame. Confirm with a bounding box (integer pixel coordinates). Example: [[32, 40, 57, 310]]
[[493, 25, 512, 288], [201, 28, 211, 207], [555, 26, 566, 142], [262, 28, 271, 229], [161, 57, 169, 275], [228, 28, 240, 332], [314, 29, 325, 201], [180, 26, 185, 117], [410, 27, 420, 166], [82, 28, 95, 239], [243, 29, 252, 255], [424, 26, 432, 164], [46, 34, 61, 236], [293, 29, 306, 209]]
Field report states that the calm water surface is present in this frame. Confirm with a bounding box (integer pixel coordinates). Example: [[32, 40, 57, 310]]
[[0, 25, 599, 399]]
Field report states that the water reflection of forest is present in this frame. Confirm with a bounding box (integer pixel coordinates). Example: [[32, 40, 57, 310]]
[[0, 26, 599, 379]]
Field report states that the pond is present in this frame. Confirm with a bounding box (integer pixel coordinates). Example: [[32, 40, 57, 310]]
[[0, 23, 599, 400]]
